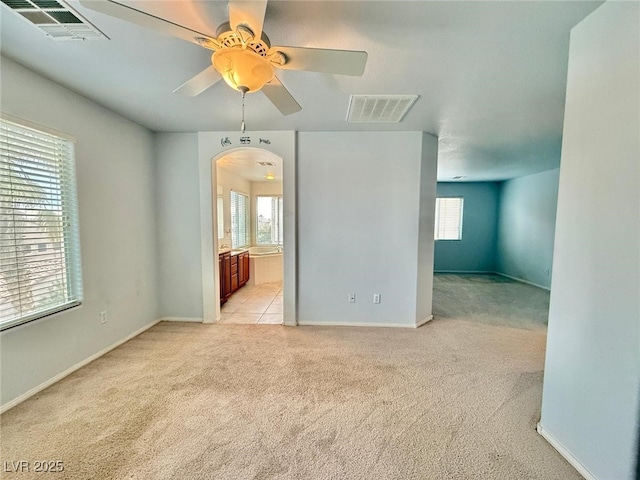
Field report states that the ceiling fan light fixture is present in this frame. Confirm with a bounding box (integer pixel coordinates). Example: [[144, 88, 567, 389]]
[[212, 47, 274, 93]]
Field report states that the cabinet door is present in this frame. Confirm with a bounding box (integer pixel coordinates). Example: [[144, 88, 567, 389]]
[[238, 253, 246, 286], [231, 256, 238, 292], [243, 252, 250, 284], [222, 253, 232, 301], [219, 255, 226, 305]]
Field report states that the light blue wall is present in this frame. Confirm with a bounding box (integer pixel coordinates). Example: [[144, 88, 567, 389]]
[[1, 57, 159, 407], [495, 168, 560, 289], [155, 133, 203, 320], [540, 3, 639, 478], [434, 182, 499, 273], [297, 132, 437, 327]]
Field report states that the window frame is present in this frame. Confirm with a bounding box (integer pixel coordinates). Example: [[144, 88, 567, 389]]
[[434, 196, 464, 241], [0, 116, 83, 331], [255, 195, 283, 246]]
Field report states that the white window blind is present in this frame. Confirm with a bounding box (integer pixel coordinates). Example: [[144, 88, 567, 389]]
[[256, 196, 283, 245], [0, 118, 83, 330], [230, 190, 249, 248], [434, 197, 464, 240]]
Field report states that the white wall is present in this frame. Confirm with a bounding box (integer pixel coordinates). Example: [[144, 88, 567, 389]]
[[155, 133, 202, 320], [496, 168, 560, 289], [0, 57, 159, 406], [297, 132, 437, 327], [415, 133, 438, 323], [539, 3, 640, 479]]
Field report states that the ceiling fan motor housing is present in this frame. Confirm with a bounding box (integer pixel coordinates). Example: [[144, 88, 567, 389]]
[[212, 48, 275, 93], [215, 21, 271, 55], [211, 21, 277, 93]]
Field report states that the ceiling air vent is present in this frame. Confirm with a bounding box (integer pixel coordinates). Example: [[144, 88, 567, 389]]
[[347, 95, 419, 123], [256, 161, 276, 167], [1, 0, 108, 40]]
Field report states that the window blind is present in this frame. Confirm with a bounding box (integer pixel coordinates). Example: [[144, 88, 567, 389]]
[[0, 118, 83, 330], [230, 190, 248, 248], [434, 197, 464, 240]]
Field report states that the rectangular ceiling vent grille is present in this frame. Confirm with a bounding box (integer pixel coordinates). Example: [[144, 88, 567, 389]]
[[1, 0, 108, 40], [256, 161, 276, 167], [347, 95, 419, 123]]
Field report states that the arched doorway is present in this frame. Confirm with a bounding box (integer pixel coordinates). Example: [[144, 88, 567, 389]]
[[215, 148, 284, 324], [196, 131, 297, 326]]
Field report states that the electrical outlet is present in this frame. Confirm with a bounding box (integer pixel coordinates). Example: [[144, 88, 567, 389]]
[[373, 293, 381, 304], [100, 310, 108, 324], [348, 293, 356, 303], [544, 268, 550, 277]]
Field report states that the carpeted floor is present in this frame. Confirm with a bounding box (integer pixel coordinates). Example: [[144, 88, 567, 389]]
[[433, 273, 551, 330], [0, 274, 578, 479]]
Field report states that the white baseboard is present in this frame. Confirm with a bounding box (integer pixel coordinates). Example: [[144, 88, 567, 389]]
[[537, 422, 597, 480], [0, 318, 161, 414], [416, 315, 434, 328], [496, 272, 550, 291], [434, 270, 495, 274], [435, 270, 551, 291], [298, 321, 421, 329], [160, 317, 203, 323]]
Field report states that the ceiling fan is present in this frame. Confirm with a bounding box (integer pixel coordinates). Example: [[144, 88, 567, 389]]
[[79, 0, 368, 115]]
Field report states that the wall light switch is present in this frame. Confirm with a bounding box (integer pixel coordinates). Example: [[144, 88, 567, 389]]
[[348, 293, 356, 303]]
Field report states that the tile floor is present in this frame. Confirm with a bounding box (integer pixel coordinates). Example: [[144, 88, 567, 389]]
[[219, 281, 283, 324]]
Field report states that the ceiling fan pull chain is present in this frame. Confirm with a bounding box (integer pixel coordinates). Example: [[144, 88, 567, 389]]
[[241, 89, 246, 133]]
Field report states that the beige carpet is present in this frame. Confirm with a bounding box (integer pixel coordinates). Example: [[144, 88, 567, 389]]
[[0, 314, 578, 479]]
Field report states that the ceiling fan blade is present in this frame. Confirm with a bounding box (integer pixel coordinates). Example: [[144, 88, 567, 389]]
[[261, 76, 301, 116], [270, 46, 368, 76], [79, 0, 217, 47], [228, 0, 267, 41], [173, 66, 222, 97]]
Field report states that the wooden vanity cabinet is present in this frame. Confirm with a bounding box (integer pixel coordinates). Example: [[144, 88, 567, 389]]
[[220, 252, 232, 304], [231, 255, 239, 292], [219, 250, 250, 305], [238, 251, 249, 287]]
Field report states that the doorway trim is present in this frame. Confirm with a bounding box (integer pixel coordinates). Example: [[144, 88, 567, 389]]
[[197, 131, 297, 326]]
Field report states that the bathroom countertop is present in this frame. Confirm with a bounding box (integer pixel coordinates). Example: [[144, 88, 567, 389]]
[[218, 248, 248, 256]]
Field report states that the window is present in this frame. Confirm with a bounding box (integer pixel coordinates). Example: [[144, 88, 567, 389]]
[[256, 196, 283, 245], [0, 118, 83, 330], [434, 197, 464, 240], [230, 190, 249, 248]]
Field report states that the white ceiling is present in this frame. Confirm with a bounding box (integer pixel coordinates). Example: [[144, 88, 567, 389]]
[[218, 148, 283, 182], [0, 0, 602, 181]]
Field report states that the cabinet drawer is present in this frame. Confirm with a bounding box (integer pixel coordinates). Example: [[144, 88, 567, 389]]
[[231, 263, 238, 275]]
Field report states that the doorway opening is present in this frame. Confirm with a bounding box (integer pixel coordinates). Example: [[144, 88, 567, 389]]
[[215, 148, 284, 325]]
